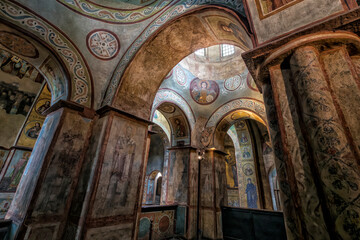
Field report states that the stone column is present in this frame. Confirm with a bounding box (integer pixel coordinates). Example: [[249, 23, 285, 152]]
[[290, 46, 360, 240], [6, 101, 95, 240], [199, 150, 226, 240]]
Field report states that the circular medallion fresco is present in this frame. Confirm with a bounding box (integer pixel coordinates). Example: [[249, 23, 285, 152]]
[[86, 29, 120, 60], [190, 79, 219, 105], [158, 215, 170, 232], [35, 98, 51, 116], [24, 121, 42, 139], [175, 66, 186, 86], [243, 163, 254, 176], [0, 31, 38, 58], [158, 103, 175, 113], [224, 75, 242, 91]]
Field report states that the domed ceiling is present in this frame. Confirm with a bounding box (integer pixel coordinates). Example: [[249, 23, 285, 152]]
[[152, 44, 264, 124]]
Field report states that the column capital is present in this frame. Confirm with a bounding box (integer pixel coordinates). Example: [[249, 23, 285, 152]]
[[96, 105, 154, 125], [44, 100, 96, 119]]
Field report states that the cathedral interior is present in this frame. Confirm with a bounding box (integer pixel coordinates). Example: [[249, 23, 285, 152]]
[[0, 0, 359, 239]]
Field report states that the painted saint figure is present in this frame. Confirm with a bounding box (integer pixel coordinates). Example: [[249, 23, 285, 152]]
[[106, 126, 136, 207], [174, 118, 186, 138], [9, 152, 30, 189], [36, 100, 51, 115], [246, 178, 258, 209], [26, 122, 41, 139]]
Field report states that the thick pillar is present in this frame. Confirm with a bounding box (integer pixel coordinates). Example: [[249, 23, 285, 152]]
[[290, 46, 360, 239], [166, 146, 198, 239], [6, 101, 95, 240], [199, 150, 226, 240], [74, 107, 150, 240]]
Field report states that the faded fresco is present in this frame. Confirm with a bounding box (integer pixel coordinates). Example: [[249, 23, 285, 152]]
[[0, 193, 13, 218], [190, 79, 219, 105], [85, 223, 133, 240], [0, 149, 31, 192], [32, 111, 91, 217], [17, 85, 51, 148], [169, 115, 188, 139], [92, 115, 147, 218], [0, 49, 43, 148], [203, 15, 251, 50], [0, 148, 9, 172], [214, 153, 226, 207], [200, 153, 214, 208], [39, 57, 66, 103], [25, 224, 58, 240], [167, 150, 188, 204]]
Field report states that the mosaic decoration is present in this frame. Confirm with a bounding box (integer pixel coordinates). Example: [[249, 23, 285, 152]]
[[190, 79, 219, 105], [86, 30, 120, 60], [174, 65, 186, 86], [17, 85, 51, 148], [102, 0, 246, 106], [206, 98, 266, 128], [224, 75, 244, 91], [0, 0, 92, 107], [255, 0, 303, 19], [0, 31, 38, 58], [152, 89, 195, 129]]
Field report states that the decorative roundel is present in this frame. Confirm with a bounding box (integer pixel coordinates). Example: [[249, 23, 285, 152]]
[[243, 163, 254, 176], [86, 29, 120, 60], [190, 78, 219, 105], [224, 75, 242, 91], [158, 103, 175, 113], [175, 66, 186, 86], [158, 215, 170, 233]]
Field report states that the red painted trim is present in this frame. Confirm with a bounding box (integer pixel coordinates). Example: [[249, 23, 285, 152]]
[[86, 29, 120, 61]]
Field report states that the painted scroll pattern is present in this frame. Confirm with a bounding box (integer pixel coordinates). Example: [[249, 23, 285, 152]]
[[206, 98, 266, 128], [152, 89, 195, 129], [102, 0, 245, 105], [58, 0, 173, 24], [0, 1, 92, 107]]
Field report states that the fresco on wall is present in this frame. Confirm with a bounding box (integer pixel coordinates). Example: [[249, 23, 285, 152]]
[[92, 116, 147, 218], [256, 0, 302, 18], [203, 15, 250, 50], [227, 189, 240, 207], [190, 79, 219, 105], [0, 193, 13, 218], [86, 29, 120, 60], [17, 85, 51, 148], [0, 149, 9, 172], [39, 57, 66, 103], [225, 148, 238, 188], [0, 149, 31, 192], [169, 115, 188, 139], [167, 150, 188, 204], [0, 31, 39, 58]]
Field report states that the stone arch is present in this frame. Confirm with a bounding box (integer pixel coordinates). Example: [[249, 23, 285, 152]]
[[151, 88, 196, 130], [152, 101, 192, 147], [0, 0, 93, 107], [108, 7, 253, 119]]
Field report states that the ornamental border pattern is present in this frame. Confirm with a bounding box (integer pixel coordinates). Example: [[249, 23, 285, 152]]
[[206, 98, 266, 128], [102, 0, 245, 106], [57, 0, 173, 24], [0, 0, 92, 107]]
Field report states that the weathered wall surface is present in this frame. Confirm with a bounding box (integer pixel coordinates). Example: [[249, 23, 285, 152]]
[[246, 0, 345, 44]]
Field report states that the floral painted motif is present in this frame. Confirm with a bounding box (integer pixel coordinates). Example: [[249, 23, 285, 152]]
[[87, 30, 120, 60], [0, 1, 92, 107]]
